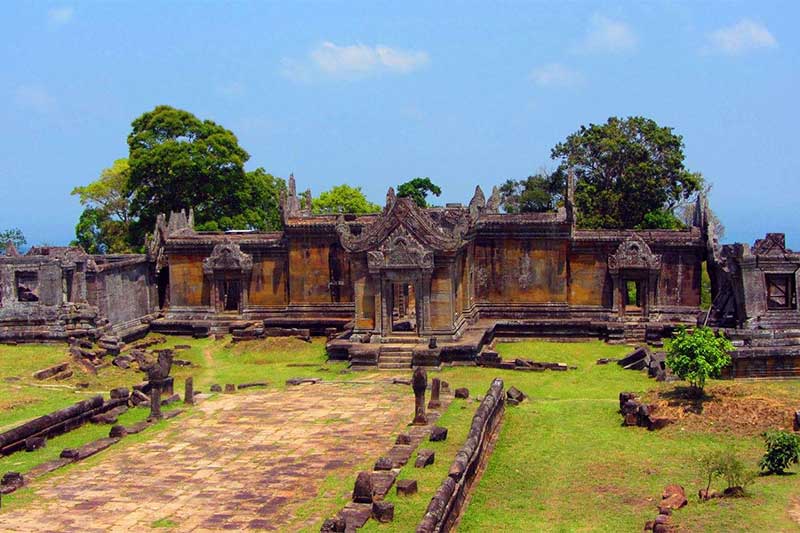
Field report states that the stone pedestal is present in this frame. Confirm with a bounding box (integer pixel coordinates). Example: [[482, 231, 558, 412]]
[[412, 367, 427, 425]]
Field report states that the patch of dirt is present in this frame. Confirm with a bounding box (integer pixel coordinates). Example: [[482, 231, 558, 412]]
[[228, 336, 309, 354], [645, 384, 795, 436]]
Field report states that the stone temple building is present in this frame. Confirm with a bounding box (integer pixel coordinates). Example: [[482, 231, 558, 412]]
[[1, 176, 798, 377]]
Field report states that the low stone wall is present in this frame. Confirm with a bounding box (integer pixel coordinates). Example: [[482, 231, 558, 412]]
[[417, 378, 505, 533]]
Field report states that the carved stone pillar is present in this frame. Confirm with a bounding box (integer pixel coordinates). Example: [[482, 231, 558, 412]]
[[412, 367, 427, 425]]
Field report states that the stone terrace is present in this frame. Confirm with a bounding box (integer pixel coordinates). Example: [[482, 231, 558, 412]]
[[0, 381, 413, 532]]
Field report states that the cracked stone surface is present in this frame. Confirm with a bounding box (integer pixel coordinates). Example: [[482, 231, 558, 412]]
[[0, 381, 413, 532]]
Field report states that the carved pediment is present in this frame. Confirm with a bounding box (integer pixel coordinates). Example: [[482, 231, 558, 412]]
[[753, 233, 791, 256], [367, 227, 434, 272], [608, 236, 661, 272], [203, 242, 253, 275], [336, 191, 468, 254]]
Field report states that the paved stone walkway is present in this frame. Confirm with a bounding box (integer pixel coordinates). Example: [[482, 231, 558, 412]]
[[0, 381, 413, 532]]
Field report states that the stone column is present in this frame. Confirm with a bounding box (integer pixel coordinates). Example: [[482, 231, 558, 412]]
[[149, 379, 163, 420], [184, 377, 194, 405], [412, 367, 427, 425], [428, 377, 441, 409]]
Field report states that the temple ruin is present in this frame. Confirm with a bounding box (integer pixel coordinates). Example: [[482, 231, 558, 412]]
[[1, 176, 798, 377]]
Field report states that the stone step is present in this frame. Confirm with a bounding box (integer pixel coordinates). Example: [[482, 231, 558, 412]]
[[381, 346, 417, 353], [378, 362, 412, 369]]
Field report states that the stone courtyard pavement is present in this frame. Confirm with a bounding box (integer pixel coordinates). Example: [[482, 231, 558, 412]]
[[0, 380, 413, 532]]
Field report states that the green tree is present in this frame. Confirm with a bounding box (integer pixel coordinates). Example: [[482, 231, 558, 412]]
[[71, 158, 133, 253], [759, 430, 800, 474], [397, 177, 442, 208], [196, 168, 286, 231], [126, 105, 261, 244], [665, 326, 733, 394], [311, 184, 381, 215], [551, 116, 701, 229], [0, 228, 26, 254], [498, 171, 560, 213]]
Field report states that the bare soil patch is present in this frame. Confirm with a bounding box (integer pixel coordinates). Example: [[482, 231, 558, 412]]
[[645, 383, 796, 436]]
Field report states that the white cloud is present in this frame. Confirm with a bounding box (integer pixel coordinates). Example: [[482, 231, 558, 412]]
[[707, 19, 777, 55], [47, 7, 73, 26], [282, 41, 429, 81], [530, 63, 584, 88], [15, 84, 56, 113], [575, 15, 637, 54]]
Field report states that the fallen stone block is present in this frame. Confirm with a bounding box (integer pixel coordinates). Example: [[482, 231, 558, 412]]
[[33, 362, 69, 380], [224, 384, 236, 393], [130, 390, 149, 407], [110, 387, 130, 400], [210, 384, 222, 392], [320, 516, 346, 532], [109, 425, 128, 438], [372, 500, 394, 523], [429, 426, 448, 442], [415, 449, 435, 468], [396, 479, 418, 496], [160, 393, 181, 406], [0, 472, 24, 494], [286, 378, 321, 386], [454, 388, 469, 399], [507, 386, 527, 404], [352, 471, 374, 503], [618, 347, 649, 370], [25, 436, 46, 452], [395, 433, 412, 445]]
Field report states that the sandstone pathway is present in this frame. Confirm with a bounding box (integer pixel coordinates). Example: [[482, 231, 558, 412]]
[[0, 381, 413, 532]]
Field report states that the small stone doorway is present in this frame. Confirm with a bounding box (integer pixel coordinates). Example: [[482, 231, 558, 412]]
[[219, 279, 241, 312], [390, 282, 417, 333]]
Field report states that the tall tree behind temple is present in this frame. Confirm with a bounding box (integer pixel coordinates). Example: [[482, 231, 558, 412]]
[[0, 228, 26, 254], [498, 170, 561, 214], [550, 116, 701, 229], [312, 184, 381, 214], [126, 105, 283, 244], [71, 158, 133, 253], [397, 177, 442, 208]]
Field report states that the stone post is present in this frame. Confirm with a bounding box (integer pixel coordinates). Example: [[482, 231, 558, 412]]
[[184, 377, 194, 405], [149, 380, 163, 420], [145, 350, 173, 421], [428, 377, 441, 409], [412, 367, 427, 425]]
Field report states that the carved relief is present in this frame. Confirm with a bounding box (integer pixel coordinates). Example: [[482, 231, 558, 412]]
[[367, 227, 434, 272], [518, 253, 532, 289], [202, 242, 253, 275], [608, 236, 661, 273]]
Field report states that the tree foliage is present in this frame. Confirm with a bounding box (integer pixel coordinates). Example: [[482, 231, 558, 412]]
[[0, 228, 26, 254], [550, 116, 701, 229], [126, 105, 278, 244], [311, 184, 381, 215], [498, 172, 560, 213], [71, 158, 133, 253], [698, 449, 755, 497], [665, 326, 733, 393], [759, 430, 800, 474], [397, 177, 441, 208]]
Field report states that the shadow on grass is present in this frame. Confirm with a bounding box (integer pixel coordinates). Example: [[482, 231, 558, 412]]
[[659, 386, 717, 414]]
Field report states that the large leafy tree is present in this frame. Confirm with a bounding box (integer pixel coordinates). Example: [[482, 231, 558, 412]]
[[0, 228, 26, 254], [550, 116, 701, 229], [71, 158, 133, 253], [126, 105, 266, 243], [665, 326, 733, 395], [499, 171, 560, 213], [312, 184, 380, 215], [397, 177, 441, 208]]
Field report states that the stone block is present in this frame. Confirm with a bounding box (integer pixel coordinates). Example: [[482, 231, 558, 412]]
[[210, 384, 222, 392], [372, 501, 394, 523], [415, 449, 435, 468], [110, 387, 130, 400], [224, 384, 236, 393], [352, 471, 374, 503], [507, 386, 526, 404], [24, 436, 46, 452], [429, 426, 448, 442], [109, 425, 128, 438], [373, 457, 393, 471], [395, 433, 412, 445], [454, 388, 469, 399], [396, 479, 418, 496]]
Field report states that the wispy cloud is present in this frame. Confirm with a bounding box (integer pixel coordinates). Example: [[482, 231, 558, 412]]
[[47, 7, 74, 26], [530, 63, 584, 88], [707, 19, 777, 55], [15, 84, 56, 113], [574, 15, 637, 54], [281, 41, 430, 82]]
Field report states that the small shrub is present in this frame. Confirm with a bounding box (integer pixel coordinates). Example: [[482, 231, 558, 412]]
[[759, 430, 800, 474], [699, 449, 755, 498], [666, 326, 733, 394]]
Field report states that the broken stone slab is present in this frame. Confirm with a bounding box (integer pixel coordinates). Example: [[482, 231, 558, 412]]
[[26, 457, 72, 480], [160, 393, 181, 406], [429, 426, 448, 442], [33, 362, 69, 380], [163, 409, 184, 420], [396, 479, 418, 496], [224, 384, 236, 393], [352, 471, 374, 503], [59, 437, 120, 462], [109, 425, 127, 438], [341, 502, 372, 530], [454, 388, 469, 399], [320, 516, 346, 532], [90, 405, 128, 425], [387, 445, 413, 468], [395, 433, 412, 445], [371, 470, 398, 499], [618, 347, 650, 370], [238, 381, 269, 389], [415, 449, 435, 468], [286, 378, 321, 386], [123, 421, 151, 434], [391, 378, 411, 386], [112, 356, 131, 369], [659, 484, 687, 512], [130, 390, 149, 407], [373, 457, 393, 471], [619, 392, 637, 411], [507, 386, 527, 404], [210, 384, 222, 392], [372, 501, 394, 523], [596, 358, 620, 365], [0, 472, 24, 494]]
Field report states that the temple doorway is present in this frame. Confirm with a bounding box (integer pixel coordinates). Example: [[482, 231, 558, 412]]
[[391, 282, 417, 333], [622, 277, 646, 317], [218, 280, 241, 312]]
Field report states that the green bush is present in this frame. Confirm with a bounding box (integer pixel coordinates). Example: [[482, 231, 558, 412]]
[[665, 326, 733, 393], [699, 449, 755, 496], [759, 430, 800, 474]]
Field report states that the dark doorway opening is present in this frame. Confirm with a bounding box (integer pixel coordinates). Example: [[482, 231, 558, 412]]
[[219, 280, 241, 312], [391, 282, 417, 333], [157, 267, 170, 309], [624, 280, 642, 310]]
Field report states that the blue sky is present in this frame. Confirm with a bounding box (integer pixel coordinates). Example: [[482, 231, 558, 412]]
[[1, 1, 797, 248]]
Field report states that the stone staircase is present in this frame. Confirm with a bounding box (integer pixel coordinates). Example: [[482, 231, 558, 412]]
[[378, 345, 414, 369], [622, 322, 647, 345]]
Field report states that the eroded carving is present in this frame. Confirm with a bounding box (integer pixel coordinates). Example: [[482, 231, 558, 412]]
[[202, 242, 253, 275], [608, 236, 661, 272]]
